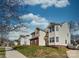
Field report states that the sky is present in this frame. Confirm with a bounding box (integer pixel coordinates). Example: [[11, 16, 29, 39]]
[[20, 0, 79, 22], [1, 0, 79, 40]]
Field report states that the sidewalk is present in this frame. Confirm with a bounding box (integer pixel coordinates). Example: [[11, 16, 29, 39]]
[[5, 47, 26, 58], [67, 50, 79, 58]]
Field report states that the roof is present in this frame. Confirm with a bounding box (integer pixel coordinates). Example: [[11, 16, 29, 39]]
[[31, 32, 35, 35], [36, 27, 46, 32], [31, 27, 46, 35], [47, 22, 62, 28]]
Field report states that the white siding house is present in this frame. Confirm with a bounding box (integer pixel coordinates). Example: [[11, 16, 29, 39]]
[[30, 28, 46, 46], [19, 35, 31, 46], [46, 22, 71, 46], [14, 41, 18, 46]]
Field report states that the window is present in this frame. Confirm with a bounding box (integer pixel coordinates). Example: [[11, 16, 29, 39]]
[[50, 37, 55, 43], [65, 40, 67, 44], [49, 27, 55, 32], [56, 26, 59, 31], [56, 37, 59, 42], [52, 28, 54, 31], [52, 26, 55, 31], [50, 28, 52, 32]]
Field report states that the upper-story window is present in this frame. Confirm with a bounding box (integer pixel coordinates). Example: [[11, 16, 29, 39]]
[[52, 28, 54, 31], [65, 40, 67, 44], [56, 37, 59, 42], [50, 28, 52, 32], [49, 27, 54, 32], [56, 26, 59, 31], [50, 37, 55, 43]]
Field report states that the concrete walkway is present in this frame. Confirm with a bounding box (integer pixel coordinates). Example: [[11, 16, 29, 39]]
[[5, 47, 26, 58], [67, 50, 79, 58]]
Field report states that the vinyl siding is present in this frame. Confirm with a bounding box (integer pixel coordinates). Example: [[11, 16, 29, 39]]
[[39, 31, 45, 46]]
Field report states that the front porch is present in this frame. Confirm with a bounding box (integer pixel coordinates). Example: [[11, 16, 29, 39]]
[[30, 37, 39, 46]]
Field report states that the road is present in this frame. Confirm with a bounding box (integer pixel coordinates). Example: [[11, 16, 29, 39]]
[[5, 47, 26, 58], [67, 50, 79, 58]]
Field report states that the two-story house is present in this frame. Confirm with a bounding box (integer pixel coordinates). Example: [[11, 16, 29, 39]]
[[45, 22, 71, 46], [19, 35, 31, 46], [30, 28, 46, 46]]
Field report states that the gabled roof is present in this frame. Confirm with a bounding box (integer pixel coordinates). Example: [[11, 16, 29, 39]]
[[36, 27, 46, 32], [31, 27, 46, 35]]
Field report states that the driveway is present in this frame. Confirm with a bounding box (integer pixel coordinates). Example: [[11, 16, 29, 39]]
[[67, 50, 79, 58], [5, 47, 26, 58]]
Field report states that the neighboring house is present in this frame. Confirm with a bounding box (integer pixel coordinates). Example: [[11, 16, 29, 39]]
[[19, 35, 31, 46], [13, 40, 19, 46], [0, 38, 10, 46], [30, 28, 46, 46], [45, 22, 71, 46]]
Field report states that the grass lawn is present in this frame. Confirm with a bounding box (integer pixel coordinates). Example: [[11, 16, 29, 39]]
[[13, 45, 68, 58], [0, 48, 5, 58]]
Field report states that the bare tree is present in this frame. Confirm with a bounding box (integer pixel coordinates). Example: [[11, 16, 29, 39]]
[[0, 0, 28, 44]]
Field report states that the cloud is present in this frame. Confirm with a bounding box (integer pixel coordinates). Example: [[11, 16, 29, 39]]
[[9, 13, 48, 40], [8, 31, 30, 40], [55, 0, 70, 7], [20, 0, 70, 8], [8, 24, 30, 40], [20, 13, 49, 29], [8, 31, 20, 40]]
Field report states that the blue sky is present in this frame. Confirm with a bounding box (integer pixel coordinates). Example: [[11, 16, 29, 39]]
[[19, 0, 79, 23], [18, 0, 79, 32], [1, 0, 79, 40]]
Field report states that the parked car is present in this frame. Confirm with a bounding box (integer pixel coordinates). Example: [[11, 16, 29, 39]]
[[76, 44, 79, 49], [67, 44, 79, 50]]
